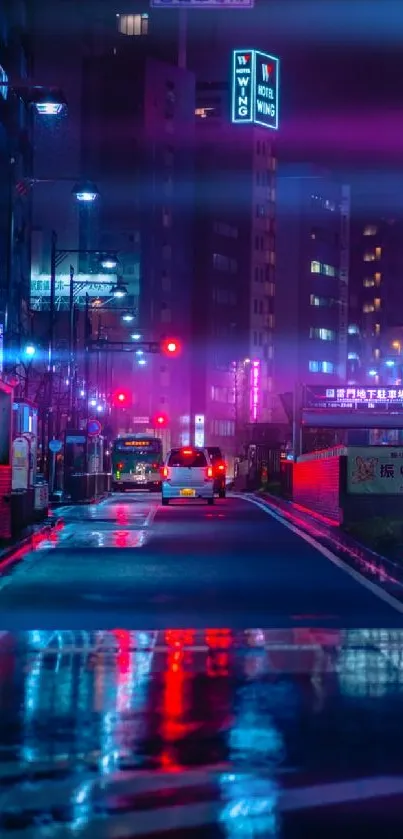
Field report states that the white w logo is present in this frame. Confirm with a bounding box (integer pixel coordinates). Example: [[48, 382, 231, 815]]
[[237, 54, 248, 66], [262, 63, 272, 82]]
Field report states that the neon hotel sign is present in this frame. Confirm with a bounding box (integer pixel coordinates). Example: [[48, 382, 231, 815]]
[[231, 49, 279, 130]]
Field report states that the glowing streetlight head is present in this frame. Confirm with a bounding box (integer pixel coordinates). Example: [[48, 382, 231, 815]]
[[131, 333, 141, 341], [110, 282, 128, 299], [122, 313, 134, 322], [35, 102, 63, 115], [24, 343, 36, 358], [72, 180, 99, 203]]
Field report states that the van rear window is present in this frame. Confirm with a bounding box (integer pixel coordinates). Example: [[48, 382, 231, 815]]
[[168, 450, 207, 468]]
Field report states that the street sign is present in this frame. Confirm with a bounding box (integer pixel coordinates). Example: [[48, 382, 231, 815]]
[[49, 439, 63, 453], [87, 419, 102, 437], [151, 0, 254, 6]]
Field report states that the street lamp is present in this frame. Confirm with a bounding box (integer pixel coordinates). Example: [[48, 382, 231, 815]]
[[72, 180, 99, 203], [110, 282, 128, 299], [131, 333, 141, 340], [100, 256, 118, 270], [33, 88, 67, 115], [122, 313, 134, 323], [23, 343, 36, 358]]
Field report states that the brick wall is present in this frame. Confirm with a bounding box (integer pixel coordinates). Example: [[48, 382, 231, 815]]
[[293, 455, 342, 523], [0, 467, 12, 540]]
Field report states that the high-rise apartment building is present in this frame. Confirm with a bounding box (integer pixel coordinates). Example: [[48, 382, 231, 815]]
[[348, 215, 403, 385], [275, 165, 350, 395], [192, 81, 277, 459]]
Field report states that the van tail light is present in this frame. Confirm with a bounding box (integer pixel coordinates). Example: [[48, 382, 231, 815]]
[[217, 463, 225, 472], [206, 465, 213, 480], [161, 466, 170, 480]]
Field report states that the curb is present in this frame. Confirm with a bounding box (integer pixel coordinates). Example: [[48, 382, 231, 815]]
[[252, 490, 403, 589], [0, 518, 62, 568]]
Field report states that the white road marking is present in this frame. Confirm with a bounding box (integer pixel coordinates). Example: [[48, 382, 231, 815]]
[[238, 494, 403, 615]]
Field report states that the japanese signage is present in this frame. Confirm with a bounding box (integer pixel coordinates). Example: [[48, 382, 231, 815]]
[[122, 440, 153, 447], [30, 273, 118, 300], [151, 0, 254, 7], [232, 49, 279, 130], [348, 447, 403, 495], [304, 385, 403, 412], [194, 414, 205, 448]]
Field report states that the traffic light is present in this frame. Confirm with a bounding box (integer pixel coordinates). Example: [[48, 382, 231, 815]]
[[161, 337, 181, 357], [153, 412, 168, 428], [113, 389, 130, 407]]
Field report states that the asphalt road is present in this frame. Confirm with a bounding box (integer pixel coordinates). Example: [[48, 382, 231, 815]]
[[0, 493, 402, 629]]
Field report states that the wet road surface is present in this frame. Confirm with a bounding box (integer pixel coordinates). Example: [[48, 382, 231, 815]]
[[1, 629, 403, 837], [0, 493, 402, 629]]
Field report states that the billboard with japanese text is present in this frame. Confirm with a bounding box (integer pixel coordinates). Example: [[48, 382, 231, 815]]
[[347, 447, 403, 495], [304, 385, 403, 412]]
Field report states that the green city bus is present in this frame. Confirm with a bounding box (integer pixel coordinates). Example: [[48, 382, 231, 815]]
[[111, 435, 163, 491]]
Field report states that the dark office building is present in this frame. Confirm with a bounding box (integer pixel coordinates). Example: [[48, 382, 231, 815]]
[[81, 32, 195, 445], [275, 165, 350, 395]]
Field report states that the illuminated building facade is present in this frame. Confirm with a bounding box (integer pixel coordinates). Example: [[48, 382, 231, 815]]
[[275, 165, 350, 396], [348, 216, 403, 385]]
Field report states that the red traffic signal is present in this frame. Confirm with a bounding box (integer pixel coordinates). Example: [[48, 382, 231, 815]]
[[153, 412, 168, 428], [161, 337, 181, 357], [113, 389, 130, 407]]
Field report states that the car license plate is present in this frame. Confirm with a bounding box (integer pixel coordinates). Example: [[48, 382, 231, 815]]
[[180, 488, 196, 497]]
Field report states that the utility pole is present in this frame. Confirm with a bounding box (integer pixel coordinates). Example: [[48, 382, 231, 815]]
[[47, 230, 57, 455], [178, 9, 187, 69]]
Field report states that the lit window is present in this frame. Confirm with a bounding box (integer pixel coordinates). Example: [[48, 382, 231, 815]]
[[375, 247, 382, 259], [348, 324, 359, 335], [363, 302, 374, 313], [363, 277, 375, 287], [363, 252, 375, 262], [375, 272, 381, 285], [323, 263, 335, 276], [392, 340, 401, 351], [374, 348, 380, 359], [374, 298, 381, 310], [311, 260, 321, 273], [348, 352, 359, 360], [363, 225, 377, 236], [309, 360, 334, 374], [117, 13, 149, 36], [310, 327, 335, 341], [375, 323, 381, 335]]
